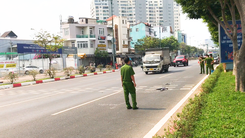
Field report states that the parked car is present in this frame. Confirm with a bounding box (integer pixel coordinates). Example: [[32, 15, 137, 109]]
[[173, 55, 189, 67], [23, 66, 44, 74]]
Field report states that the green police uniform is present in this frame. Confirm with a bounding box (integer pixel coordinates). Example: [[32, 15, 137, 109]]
[[199, 57, 205, 74], [205, 57, 213, 75], [211, 57, 214, 70], [121, 64, 137, 109]]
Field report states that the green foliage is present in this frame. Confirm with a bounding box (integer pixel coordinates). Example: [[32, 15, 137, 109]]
[[106, 65, 112, 70], [34, 30, 64, 69], [192, 71, 245, 137], [160, 64, 224, 138], [63, 66, 74, 76], [87, 66, 96, 73], [45, 68, 56, 78], [97, 64, 103, 72], [78, 65, 85, 74], [94, 48, 108, 58], [29, 70, 39, 81], [4, 72, 18, 84], [161, 36, 179, 52]]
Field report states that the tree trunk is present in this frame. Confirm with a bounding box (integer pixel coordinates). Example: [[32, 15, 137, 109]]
[[234, 0, 245, 92]]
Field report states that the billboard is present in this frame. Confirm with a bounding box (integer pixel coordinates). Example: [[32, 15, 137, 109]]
[[17, 43, 62, 54], [219, 20, 242, 63]]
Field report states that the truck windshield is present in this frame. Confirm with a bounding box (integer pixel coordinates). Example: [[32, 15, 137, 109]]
[[145, 55, 160, 61]]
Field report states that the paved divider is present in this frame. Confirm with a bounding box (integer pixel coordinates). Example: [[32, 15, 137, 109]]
[[0, 70, 118, 90]]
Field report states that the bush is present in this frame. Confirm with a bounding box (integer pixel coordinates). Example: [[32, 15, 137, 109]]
[[158, 64, 224, 138], [4, 71, 18, 84], [106, 65, 112, 70], [88, 66, 96, 73], [78, 65, 85, 74], [63, 66, 74, 76], [97, 64, 103, 71], [45, 68, 56, 78], [29, 70, 39, 81]]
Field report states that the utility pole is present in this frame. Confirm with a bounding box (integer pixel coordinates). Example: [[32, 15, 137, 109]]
[[111, 0, 116, 69]]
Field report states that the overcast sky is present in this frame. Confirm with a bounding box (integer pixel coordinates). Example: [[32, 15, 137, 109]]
[[0, 0, 212, 47]]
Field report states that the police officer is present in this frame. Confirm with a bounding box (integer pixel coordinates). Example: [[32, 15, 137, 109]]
[[121, 57, 138, 110], [210, 54, 214, 71], [199, 55, 205, 74], [205, 55, 214, 75]]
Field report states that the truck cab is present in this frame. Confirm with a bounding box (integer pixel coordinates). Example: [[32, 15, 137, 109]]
[[142, 48, 170, 74]]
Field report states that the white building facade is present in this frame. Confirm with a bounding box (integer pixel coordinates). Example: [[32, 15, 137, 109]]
[[153, 26, 174, 39], [90, 0, 174, 29], [173, 2, 181, 32]]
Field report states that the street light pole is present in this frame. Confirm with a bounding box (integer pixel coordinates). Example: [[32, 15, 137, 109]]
[[111, 0, 116, 69]]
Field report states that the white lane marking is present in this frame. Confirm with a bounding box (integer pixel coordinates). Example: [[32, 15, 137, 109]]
[[0, 93, 64, 108], [51, 91, 122, 116], [180, 88, 191, 90], [143, 74, 209, 138], [159, 74, 172, 79]]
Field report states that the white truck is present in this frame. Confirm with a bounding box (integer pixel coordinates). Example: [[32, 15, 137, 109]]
[[142, 48, 171, 74]]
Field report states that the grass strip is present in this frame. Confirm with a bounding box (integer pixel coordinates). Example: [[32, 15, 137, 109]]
[[154, 64, 224, 138], [192, 71, 245, 137]]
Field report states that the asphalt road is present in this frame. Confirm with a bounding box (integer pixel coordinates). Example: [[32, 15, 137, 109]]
[[0, 60, 206, 138]]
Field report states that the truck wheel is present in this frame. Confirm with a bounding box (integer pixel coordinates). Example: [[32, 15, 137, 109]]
[[145, 72, 148, 74], [164, 68, 169, 72], [177, 65, 179, 67], [174, 65, 176, 67]]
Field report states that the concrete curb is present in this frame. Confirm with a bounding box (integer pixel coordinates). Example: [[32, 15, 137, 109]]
[[0, 69, 118, 90]]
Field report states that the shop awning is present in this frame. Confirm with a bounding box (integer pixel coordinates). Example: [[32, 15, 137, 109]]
[[78, 53, 87, 59]]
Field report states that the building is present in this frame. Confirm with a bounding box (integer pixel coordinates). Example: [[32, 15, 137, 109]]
[[62, 16, 109, 66], [0, 31, 34, 60], [130, 22, 155, 49], [146, 0, 174, 29], [153, 26, 174, 39], [90, 0, 174, 28], [173, 2, 181, 32], [106, 15, 129, 55], [175, 31, 187, 44]]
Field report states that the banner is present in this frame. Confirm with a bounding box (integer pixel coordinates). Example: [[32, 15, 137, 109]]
[[17, 43, 62, 54], [0, 61, 17, 69], [219, 20, 242, 63]]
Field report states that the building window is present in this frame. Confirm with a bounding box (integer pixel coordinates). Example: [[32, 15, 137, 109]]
[[72, 42, 75, 47], [99, 28, 104, 35], [136, 28, 139, 32], [90, 43, 94, 48], [77, 41, 88, 48], [64, 28, 69, 35], [122, 20, 124, 24]]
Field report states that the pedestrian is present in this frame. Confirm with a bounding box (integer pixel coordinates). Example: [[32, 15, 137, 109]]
[[205, 55, 214, 75], [199, 55, 205, 74], [121, 57, 138, 110], [209, 54, 214, 71]]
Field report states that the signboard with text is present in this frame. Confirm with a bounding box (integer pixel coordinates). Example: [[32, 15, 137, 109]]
[[219, 20, 242, 63], [17, 43, 62, 54], [62, 46, 77, 54], [0, 61, 17, 69]]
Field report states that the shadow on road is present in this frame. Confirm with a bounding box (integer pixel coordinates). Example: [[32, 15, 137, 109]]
[[136, 108, 166, 110]]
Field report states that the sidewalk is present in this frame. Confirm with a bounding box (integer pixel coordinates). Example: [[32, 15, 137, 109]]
[[0, 68, 107, 84]]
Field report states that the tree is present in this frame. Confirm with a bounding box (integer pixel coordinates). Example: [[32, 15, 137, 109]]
[[34, 30, 64, 71], [94, 48, 108, 65], [161, 36, 179, 52], [135, 36, 160, 55], [176, 0, 245, 91]]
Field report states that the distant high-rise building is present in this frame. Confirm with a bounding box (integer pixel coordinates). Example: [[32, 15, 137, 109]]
[[173, 2, 181, 32], [90, 0, 174, 29]]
